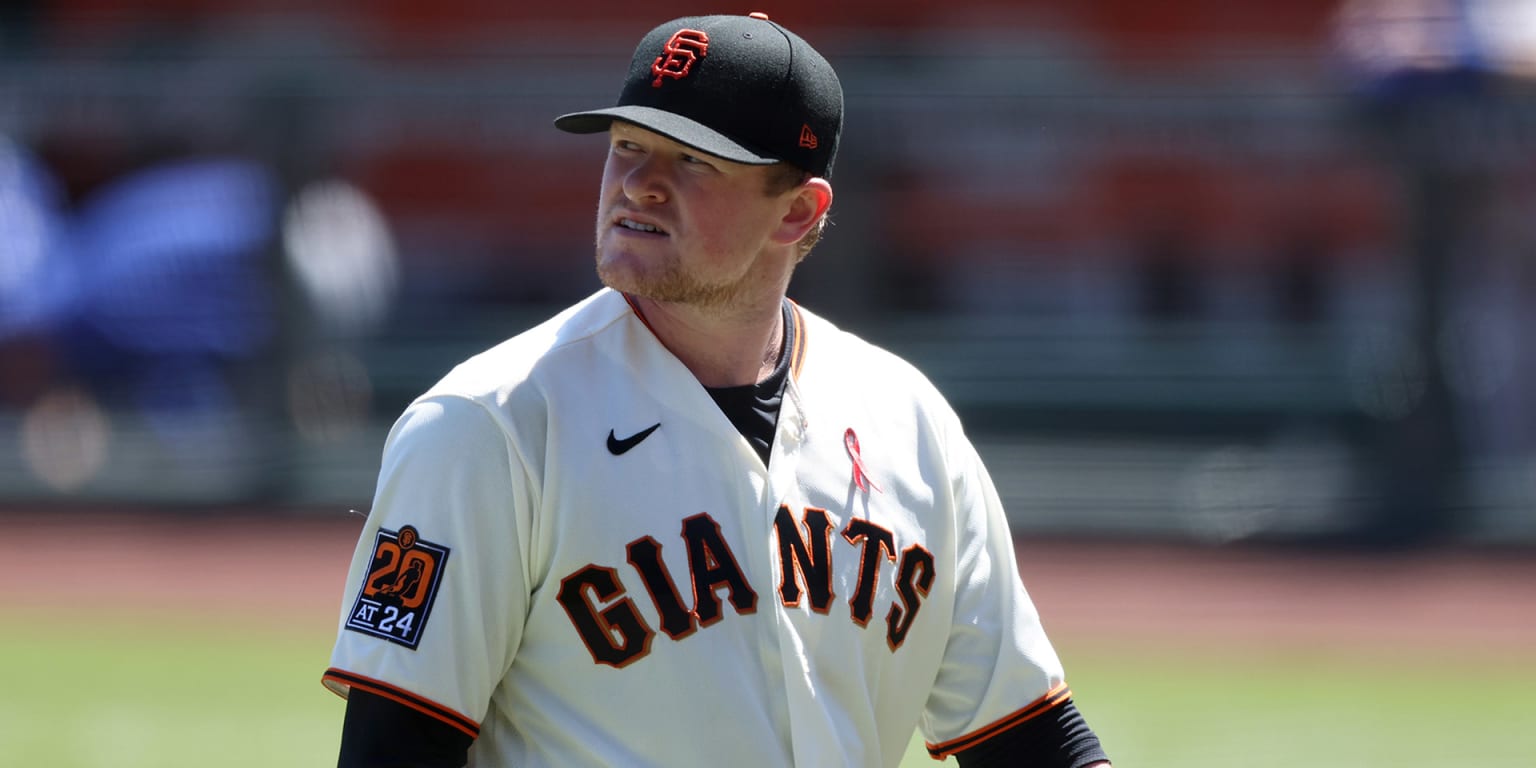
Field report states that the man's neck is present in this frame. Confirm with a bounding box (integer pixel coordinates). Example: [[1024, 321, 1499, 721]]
[[629, 294, 785, 388]]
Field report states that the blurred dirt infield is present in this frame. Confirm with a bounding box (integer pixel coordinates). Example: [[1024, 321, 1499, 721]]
[[4, 506, 1535, 654]]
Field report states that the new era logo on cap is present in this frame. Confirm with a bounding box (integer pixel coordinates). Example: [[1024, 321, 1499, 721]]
[[554, 13, 843, 179]]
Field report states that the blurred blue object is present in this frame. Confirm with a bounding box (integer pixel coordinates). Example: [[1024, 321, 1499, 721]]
[[0, 136, 72, 339], [1332, 0, 1536, 98], [69, 157, 277, 357]]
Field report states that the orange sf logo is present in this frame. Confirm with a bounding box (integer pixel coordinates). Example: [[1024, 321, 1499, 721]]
[[652, 29, 710, 88]]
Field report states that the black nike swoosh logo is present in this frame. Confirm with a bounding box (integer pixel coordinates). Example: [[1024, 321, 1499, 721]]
[[607, 423, 661, 455]]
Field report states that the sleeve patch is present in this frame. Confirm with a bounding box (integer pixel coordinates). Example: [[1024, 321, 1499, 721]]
[[344, 525, 450, 649]]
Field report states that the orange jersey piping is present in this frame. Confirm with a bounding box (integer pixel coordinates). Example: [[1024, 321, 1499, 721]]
[[622, 292, 661, 337], [322, 668, 481, 739], [926, 681, 1073, 759], [787, 299, 807, 380]]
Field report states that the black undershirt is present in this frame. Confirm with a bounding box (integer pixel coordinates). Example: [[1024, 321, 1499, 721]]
[[702, 301, 794, 466], [955, 699, 1110, 768], [338, 689, 472, 768]]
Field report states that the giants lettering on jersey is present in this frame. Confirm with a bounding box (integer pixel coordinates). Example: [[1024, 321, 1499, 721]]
[[556, 505, 935, 667]]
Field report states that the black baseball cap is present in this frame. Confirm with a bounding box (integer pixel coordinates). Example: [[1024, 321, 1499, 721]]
[[555, 13, 843, 178]]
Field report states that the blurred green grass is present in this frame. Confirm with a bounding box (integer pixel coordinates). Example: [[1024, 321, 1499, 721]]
[[0, 611, 343, 767], [1047, 642, 1536, 768], [4, 612, 1532, 767]]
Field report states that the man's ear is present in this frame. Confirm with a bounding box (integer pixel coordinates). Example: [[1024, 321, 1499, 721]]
[[771, 178, 833, 245]]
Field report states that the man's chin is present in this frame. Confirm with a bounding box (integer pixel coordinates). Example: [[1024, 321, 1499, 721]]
[[595, 262, 648, 298], [603, 276, 734, 310], [596, 257, 739, 308]]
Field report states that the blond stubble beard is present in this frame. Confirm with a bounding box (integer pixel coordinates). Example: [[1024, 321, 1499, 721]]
[[595, 246, 760, 312]]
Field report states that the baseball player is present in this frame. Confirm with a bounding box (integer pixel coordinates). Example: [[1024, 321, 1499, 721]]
[[323, 12, 1111, 768]]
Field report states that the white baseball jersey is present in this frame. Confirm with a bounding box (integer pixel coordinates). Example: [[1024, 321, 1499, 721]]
[[324, 287, 1070, 767]]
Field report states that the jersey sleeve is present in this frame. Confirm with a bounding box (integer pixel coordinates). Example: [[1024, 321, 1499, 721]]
[[919, 430, 1073, 760], [323, 394, 532, 741]]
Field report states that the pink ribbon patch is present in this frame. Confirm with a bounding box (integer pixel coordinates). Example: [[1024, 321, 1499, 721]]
[[844, 427, 881, 494]]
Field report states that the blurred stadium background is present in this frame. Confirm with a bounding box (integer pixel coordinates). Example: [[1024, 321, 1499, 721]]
[[2, 1, 1535, 766]]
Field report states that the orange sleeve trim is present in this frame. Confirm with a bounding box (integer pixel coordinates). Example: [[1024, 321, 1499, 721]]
[[321, 668, 481, 740], [926, 681, 1073, 759]]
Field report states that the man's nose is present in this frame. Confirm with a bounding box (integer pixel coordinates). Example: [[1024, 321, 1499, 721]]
[[622, 156, 669, 204]]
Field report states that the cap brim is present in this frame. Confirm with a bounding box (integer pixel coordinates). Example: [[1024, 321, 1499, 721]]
[[554, 106, 779, 166]]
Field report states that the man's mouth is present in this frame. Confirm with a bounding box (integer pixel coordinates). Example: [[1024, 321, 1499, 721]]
[[618, 218, 665, 235]]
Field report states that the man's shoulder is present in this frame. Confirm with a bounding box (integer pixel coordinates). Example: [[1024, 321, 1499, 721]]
[[426, 288, 629, 400], [794, 303, 976, 461], [796, 303, 935, 385]]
